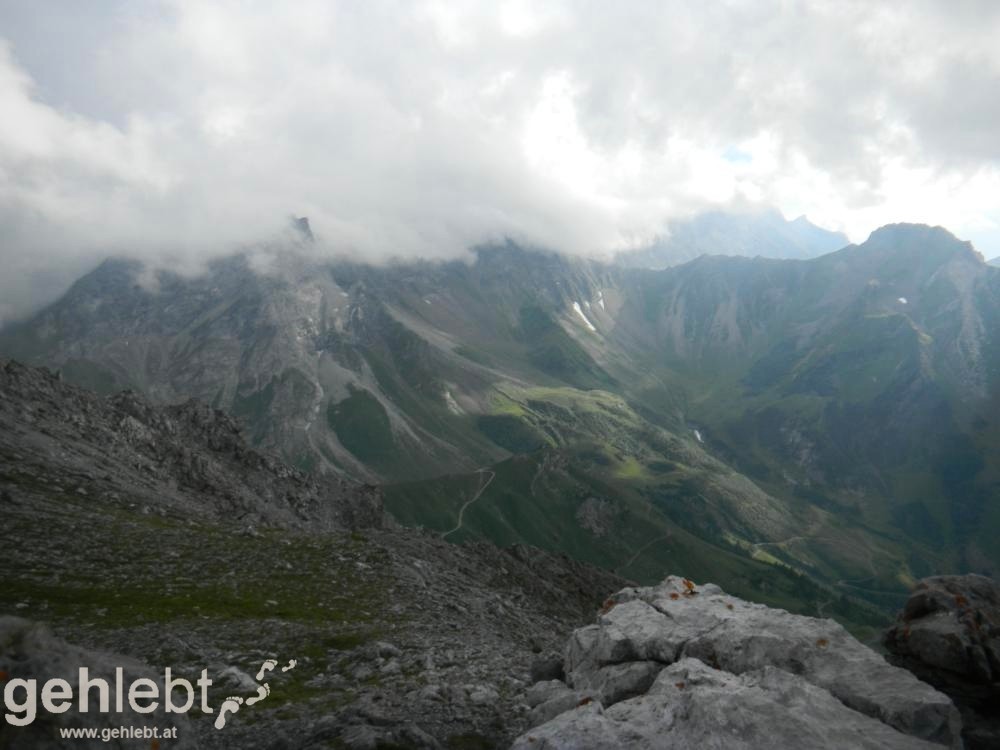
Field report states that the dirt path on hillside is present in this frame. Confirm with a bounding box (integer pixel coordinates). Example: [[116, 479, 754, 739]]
[[441, 469, 496, 540]]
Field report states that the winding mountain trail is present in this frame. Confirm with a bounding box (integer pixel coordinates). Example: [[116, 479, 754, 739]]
[[752, 533, 880, 578], [751, 531, 889, 603], [833, 578, 899, 597], [751, 535, 810, 552], [816, 598, 833, 618], [616, 534, 672, 574], [441, 468, 496, 540], [751, 532, 894, 607]]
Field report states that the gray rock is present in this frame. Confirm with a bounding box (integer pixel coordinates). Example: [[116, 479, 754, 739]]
[[526, 680, 571, 708], [217, 664, 260, 692], [527, 576, 963, 748], [570, 660, 664, 707], [885, 575, 1000, 750], [379, 658, 401, 675], [373, 641, 402, 659], [565, 598, 681, 685], [468, 685, 499, 705], [513, 658, 947, 750], [418, 684, 443, 702], [527, 688, 594, 727]]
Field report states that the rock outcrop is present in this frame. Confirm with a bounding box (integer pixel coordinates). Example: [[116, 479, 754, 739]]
[[513, 576, 962, 749], [884, 575, 1000, 750], [0, 359, 382, 530]]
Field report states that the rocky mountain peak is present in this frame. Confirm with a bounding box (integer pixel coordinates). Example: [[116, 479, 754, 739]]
[[291, 215, 315, 242], [514, 575, 962, 749], [861, 223, 984, 265]]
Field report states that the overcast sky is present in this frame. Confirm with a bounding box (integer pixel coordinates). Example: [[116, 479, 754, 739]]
[[2, 0, 1000, 322]]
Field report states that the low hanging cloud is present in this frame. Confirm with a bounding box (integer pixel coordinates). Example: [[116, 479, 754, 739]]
[[3, 0, 1000, 323]]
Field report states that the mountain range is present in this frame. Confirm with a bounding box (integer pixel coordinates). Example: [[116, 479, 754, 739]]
[[615, 207, 848, 268], [2, 219, 997, 632]]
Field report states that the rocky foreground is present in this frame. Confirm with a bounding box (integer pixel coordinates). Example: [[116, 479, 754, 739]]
[[514, 576, 962, 750], [5, 574, 980, 750]]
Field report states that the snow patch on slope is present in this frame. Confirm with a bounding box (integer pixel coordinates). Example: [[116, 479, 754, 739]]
[[444, 389, 464, 415], [572, 301, 598, 332]]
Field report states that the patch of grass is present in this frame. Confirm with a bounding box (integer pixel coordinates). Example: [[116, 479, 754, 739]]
[[476, 414, 547, 453], [1, 497, 394, 637], [327, 386, 396, 464], [517, 305, 616, 390], [613, 455, 648, 480]]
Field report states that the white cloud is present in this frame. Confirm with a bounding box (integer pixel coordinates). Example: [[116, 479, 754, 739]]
[[3, 0, 1000, 321]]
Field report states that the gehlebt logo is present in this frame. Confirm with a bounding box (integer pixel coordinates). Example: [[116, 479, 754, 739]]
[[1, 658, 297, 730]]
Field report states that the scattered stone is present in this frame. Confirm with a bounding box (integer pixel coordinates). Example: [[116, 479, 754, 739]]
[[374, 641, 402, 658], [418, 684, 443, 702], [380, 658, 401, 675], [468, 685, 499, 705], [218, 665, 261, 692]]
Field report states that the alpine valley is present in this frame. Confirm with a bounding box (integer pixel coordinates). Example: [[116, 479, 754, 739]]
[[2, 216, 998, 637]]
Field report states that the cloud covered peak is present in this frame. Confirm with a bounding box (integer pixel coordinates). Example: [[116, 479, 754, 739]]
[[2, 1, 1000, 322]]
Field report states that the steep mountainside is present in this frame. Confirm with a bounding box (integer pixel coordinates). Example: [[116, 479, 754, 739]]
[[0, 358, 381, 530], [616, 208, 848, 269], [615, 224, 1000, 584], [1, 223, 997, 623], [0, 244, 623, 483]]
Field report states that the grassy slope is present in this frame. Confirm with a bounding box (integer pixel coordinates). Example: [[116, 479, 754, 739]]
[[384, 385, 889, 638]]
